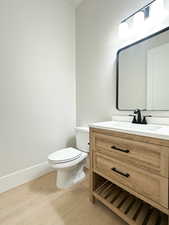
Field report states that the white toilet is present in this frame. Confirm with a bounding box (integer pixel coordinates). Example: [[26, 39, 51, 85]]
[[48, 127, 89, 189]]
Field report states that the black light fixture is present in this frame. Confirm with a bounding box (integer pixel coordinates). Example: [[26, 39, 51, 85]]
[[144, 6, 150, 19], [121, 0, 155, 24], [119, 0, 167, 39]]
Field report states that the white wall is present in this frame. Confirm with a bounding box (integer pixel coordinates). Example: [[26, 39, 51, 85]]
[[0, 0, 75, 178], [76, 0, 169, 126]]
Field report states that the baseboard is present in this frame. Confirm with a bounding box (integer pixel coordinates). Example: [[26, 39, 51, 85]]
[[0, 161, 53, 194]]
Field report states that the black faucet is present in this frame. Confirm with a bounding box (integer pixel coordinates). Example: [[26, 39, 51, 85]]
[[134, 109, 142, 124], [129, 109, 152, 124]]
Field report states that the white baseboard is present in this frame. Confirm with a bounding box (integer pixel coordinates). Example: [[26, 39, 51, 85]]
[[0, 161, 53, 194]]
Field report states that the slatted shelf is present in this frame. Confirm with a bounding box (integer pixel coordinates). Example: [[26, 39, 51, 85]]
[[93, 181, 168, 225]]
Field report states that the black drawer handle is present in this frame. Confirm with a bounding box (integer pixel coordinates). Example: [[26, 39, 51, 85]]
[[112, 168, 130, 178], [111, 146, 130, 153]]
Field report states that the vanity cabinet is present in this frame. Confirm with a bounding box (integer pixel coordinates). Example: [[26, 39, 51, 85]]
[[90, 128, 169, 225]]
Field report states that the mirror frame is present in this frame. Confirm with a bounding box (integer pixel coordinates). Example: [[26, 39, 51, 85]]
[[116, 26, 169, 111]]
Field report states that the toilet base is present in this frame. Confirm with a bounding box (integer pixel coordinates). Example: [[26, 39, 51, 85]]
[[56, 162, 86, 189]]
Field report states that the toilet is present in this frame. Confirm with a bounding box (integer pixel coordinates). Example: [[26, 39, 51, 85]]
[[48, 127, 89, 189]]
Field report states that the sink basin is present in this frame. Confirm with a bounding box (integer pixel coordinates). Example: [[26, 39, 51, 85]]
[[91, 121, 165, 132], [90, 121, 169, 140], [104, 121, 163, 131]]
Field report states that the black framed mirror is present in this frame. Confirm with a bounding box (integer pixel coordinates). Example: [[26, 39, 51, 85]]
[[116, 26, 169, 111]]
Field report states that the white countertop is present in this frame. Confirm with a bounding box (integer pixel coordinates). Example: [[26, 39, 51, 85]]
[[89, 121, 169, 140]]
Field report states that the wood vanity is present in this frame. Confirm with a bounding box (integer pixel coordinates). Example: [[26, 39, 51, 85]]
[[90, 127, 169, 225]]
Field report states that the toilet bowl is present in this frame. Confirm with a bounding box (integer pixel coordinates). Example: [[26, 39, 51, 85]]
[[48, 127, 89, 189]]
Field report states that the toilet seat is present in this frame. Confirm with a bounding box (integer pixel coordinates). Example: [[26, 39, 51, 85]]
[[49, 151, 87, 169], [48, 147, 82, 164]]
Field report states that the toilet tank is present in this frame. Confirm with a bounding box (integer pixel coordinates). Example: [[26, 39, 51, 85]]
[[75, 127, 89, 153]]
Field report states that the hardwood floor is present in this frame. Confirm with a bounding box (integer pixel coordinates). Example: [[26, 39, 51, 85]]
[[0, 172, 127, 225]]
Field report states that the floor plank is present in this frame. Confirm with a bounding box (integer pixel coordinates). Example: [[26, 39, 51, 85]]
[[0, 172, 127, 225]]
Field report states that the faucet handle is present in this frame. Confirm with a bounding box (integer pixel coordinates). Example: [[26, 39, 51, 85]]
[[142, 115, 152, 124], [129, 114, 137, 124]]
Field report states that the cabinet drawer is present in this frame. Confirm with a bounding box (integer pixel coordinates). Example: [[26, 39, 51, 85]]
[[94, 133, 169, 178], [94, 153, 168, 208]]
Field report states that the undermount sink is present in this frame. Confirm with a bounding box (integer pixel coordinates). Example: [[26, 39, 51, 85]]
[[90, 121, 169, 137], [103, 121, 163, 132], [90, 120, 169, 140], [90, 119, 169, 143]]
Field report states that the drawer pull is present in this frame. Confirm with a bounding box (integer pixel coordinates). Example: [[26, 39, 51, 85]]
[[111, 146, 130, 153], [112, 168, 130, 178]]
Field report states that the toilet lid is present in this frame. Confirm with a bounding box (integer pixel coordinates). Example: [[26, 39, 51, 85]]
[[48, 148, 82, 163]]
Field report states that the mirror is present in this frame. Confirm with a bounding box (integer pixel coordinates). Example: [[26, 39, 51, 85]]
[[117, 27, 169, 111]]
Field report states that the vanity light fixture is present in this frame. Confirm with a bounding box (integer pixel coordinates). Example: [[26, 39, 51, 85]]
[[118, 0, 166, 38]]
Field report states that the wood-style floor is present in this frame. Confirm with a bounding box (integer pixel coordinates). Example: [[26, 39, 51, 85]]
[[0, 172, 127, 225]]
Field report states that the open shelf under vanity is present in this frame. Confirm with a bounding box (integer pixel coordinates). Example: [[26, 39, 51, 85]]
[[90, 128, 169, 225], [93, 178, 168, 225]]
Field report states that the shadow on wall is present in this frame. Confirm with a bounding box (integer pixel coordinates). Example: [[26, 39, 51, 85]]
[[66, 136, 76, 148]]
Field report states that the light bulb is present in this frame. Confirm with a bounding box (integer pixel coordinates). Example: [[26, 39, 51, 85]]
[[150, 0, 164, 17], [119, 22, 129, 39], [133, 11, 145, 27]]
